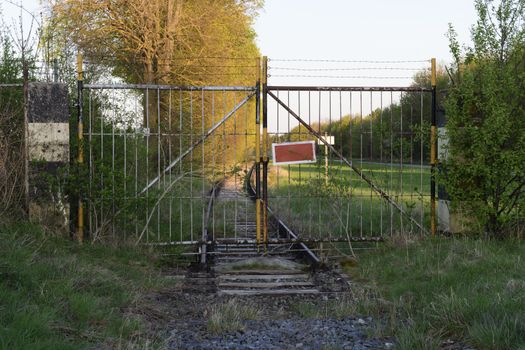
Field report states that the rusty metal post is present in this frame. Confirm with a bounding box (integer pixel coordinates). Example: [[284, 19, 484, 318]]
[[262, 56, 269, 246], [77, 54, 84, 242], [430, 58, 437, 236]]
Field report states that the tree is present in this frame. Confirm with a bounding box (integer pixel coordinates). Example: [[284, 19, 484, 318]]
[[47, 0, 261, 172], [444, 0, 525, 236], [47, 0, 261, 86]]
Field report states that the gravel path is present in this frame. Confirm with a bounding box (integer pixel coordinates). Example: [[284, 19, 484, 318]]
[[161, 289, 394, 350], [169, 316, 393, 349]]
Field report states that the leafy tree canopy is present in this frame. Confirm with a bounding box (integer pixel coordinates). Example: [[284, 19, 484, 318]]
[[444, 0, 525, 236]]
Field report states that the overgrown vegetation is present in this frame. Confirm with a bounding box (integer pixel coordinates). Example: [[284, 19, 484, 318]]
[[0, 222, 173, 349], [443, 0, 525, 236], [345, 236, 525, 350], [0, 35, 27, 217]]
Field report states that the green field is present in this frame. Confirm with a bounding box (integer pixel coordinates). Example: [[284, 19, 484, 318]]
[[267, 160, 431, 239]]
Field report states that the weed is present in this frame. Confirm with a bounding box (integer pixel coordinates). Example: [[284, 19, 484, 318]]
[[207, 299, 262, 334]]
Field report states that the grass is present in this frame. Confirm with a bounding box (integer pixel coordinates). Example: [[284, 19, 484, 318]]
[[267, 160, 431, 238], [345, 236, 525, 350], [0, 221, 174, 349], [292, 287, 389, 320], [90, 175, 210, 244], [207, 299, 262, 334]]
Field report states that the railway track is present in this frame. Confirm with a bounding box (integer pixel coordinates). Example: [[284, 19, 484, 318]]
[[209, 176, 322, 296]]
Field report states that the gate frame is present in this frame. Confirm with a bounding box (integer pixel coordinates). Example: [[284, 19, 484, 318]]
[[259, 57, 438, 240], [75, 55, 438, 247], [75, 54, 258, 245]]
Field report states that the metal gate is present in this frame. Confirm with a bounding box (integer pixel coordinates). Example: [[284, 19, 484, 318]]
[[76, 57, 260, 246], [76, 56, 437, 257]]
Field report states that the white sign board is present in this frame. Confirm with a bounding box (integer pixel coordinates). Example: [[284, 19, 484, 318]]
[[317, 135, 334, 145]]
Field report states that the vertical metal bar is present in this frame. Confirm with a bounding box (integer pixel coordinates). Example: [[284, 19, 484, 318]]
[[296, 91, 301, 241], [380, 92, 383, 236], [359, 91, 363, 237], [190, 90, 194, 242], [222, 89, 226, 239], [431, 58, 437, 236], [123, 93, 127, 240], [390, 91, 394, 236], [369, 91, 373, 236], [255, 57, 261, 245], [339, 91, 343, 208], [179, 89, 183, 243], [262, 56, 269, 245], [349, 91, 353, 237], [111, 89, 116, 238], [308, 91, 312, 237], [211, 91, 216, 240], [168, 89, 173, 241], [400, 91, 404, 234], [318, 91, 321, 238], [145, 88, 150, 242], [201, 89, 206, 264], [287, 91, 291, 230], [420, 91, 424, 234], [135, 94, 139, 239], [244, 88, 249, 239], [233, 91, 238, 240], [76, 54, 84, 242], [157, 88, 161, 240], [410, 103, 414, 233], [88, 90, 93, 240]]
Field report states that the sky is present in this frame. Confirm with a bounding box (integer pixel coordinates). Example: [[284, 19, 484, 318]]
[[2, 0, 477, 63], [254, 0, 476, 63], [1, 0, 480, 129], [253, 0, 477, 87]]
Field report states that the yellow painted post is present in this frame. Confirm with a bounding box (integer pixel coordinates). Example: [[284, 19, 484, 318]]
[[255, 58, 261, 246], [77, 54, 84, 243], [262, 56, 268, 246], [430, 58, 437, 236]]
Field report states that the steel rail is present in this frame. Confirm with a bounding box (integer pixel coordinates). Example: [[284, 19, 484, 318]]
[[267, 90, 430, 235], [200, 181, 223, 264], [246, 165, 321, 264]]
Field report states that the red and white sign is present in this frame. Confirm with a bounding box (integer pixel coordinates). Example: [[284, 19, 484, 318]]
[[272, 141, 316, 165]]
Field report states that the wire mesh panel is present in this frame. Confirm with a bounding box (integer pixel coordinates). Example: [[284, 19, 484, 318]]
[[83, 84, 257, 244], [264, 86, 432, 243]]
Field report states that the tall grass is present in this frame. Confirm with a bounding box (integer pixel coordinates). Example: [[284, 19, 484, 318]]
[[0, 222, 173, 349], [346, 236, 525, 350]]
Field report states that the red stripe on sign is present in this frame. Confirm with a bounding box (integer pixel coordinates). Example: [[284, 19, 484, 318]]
[[273, 142, 315, 164]]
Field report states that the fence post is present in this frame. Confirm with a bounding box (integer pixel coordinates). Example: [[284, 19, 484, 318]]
[[430, 57, 437, 236], [77, 54, 84, 242], [262, 56, 268, 247]]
